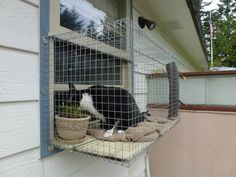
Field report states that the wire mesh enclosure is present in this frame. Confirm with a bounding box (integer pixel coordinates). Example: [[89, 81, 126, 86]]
[[49, 18, 180, 166]]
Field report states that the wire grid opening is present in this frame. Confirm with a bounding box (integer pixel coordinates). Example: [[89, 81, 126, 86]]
[[49, 18, 180, 165]]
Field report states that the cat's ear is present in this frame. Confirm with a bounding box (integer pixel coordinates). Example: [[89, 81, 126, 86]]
[[68, 82, 76, 91]]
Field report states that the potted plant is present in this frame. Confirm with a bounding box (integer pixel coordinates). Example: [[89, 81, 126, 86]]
[[55, 105, 90, 142]]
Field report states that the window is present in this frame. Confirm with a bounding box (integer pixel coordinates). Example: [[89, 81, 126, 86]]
[[54, 40, 123, 86], [50, 0, 130, 88], [58, 0, 128, 50], [60, 0, 126, 31], [50, 0, 129, 34]]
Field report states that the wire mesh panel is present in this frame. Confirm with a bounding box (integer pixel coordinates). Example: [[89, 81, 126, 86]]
[[49, 18, 180, 166]]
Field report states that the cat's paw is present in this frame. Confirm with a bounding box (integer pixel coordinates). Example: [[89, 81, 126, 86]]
[[98, 115, 106, 123], [104, 129, 113, 137], [117, 130, 125, 134]]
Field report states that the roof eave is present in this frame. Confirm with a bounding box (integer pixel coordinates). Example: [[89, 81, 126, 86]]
[[186, 0, 209, 68]]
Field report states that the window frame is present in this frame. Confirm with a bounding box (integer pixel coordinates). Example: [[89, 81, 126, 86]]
[[49, 0, 132, 90]]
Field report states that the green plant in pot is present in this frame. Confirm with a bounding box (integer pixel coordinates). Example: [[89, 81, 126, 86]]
[[55, 105, 90, 142]]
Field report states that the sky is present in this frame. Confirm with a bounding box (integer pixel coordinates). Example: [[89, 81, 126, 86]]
[[203, 0, 220, 11]]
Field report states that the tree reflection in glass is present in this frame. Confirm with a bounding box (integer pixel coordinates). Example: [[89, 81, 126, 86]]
[[60, 0, 127, 49], [60, 0, 107, 30]]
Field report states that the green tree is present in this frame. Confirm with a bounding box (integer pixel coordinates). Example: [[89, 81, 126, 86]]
[[60, 5, 85, 31], [200, 2, 212, 62], [86, 21, 98, 38], [201, 0, 236, 67]]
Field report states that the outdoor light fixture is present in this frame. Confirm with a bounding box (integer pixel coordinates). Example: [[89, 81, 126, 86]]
[[138, 16, 156, 30]]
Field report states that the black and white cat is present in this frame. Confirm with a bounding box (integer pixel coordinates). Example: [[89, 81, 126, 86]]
[[55, 83, 146, 131]]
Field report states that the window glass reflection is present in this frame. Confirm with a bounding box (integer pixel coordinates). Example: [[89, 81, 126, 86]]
[[60, 0, 126, 31]]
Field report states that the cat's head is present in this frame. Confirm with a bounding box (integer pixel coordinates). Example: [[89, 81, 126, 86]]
[[67, 83, 83, 106]]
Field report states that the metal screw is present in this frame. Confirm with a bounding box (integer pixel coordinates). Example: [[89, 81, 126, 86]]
[[41, 89, 47, 96], [47, 144, 54, 152], [41, 35, 48, 44]]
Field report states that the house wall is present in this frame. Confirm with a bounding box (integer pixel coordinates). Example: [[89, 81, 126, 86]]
[[0, 0, 39, 160], [0, 1, 148, 177]]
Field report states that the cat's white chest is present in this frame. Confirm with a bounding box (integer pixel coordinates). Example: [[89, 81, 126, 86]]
[[80, 93, 105, 122], [80, 93, 93, 111]]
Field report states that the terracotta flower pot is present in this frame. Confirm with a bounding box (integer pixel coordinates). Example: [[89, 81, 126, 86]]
[[55, 115, 90, 140]]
